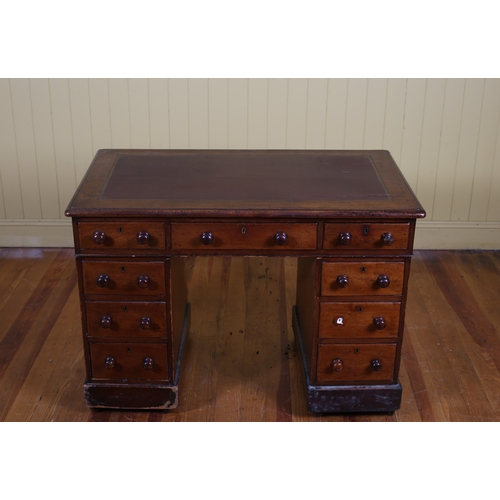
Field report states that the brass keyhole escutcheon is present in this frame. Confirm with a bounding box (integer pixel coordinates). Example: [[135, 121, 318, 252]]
[[241, 227, 246, 234]]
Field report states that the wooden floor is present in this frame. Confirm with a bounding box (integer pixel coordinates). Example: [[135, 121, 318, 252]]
[[1, 248, 499, 422]]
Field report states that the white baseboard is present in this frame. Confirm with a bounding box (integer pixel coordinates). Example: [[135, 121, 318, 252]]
[[415, 221, 500, 249], [0, 219, 499, 250], [0, 219, 74, 247]]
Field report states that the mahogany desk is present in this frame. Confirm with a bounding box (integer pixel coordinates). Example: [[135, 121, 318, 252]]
[[65, 150, 425, 413]]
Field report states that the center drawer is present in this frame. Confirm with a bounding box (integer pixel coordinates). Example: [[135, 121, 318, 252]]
[[171, 222, 317, 250], [319, 302, 401, 339], [85, 302, 167, 338], [82, 261, 166, 296]]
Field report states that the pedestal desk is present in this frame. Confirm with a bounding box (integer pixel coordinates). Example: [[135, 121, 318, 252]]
[[65, 149, 425, 413]]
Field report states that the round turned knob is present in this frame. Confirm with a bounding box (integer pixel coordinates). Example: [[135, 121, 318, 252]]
[[100, 315, 112, 329], [93, 230, 106, 244], [137, 275, 150, 288], [143, 357, 154, 370], [338, 232, 352, 245], [373, 317, 386, 330], [140, 317, 151, 330], [336, 275, 349, 288], [97, 274, 110, 288], [377, 275, 390, 288], [381, 232, 394, 246], [137, 231, 150, 245], [105, 357, 115, 369], [331, 358, 344, 372], [274, 231, 287, 245], [200, 231, 213, 245], [371, 359, 382, 372]]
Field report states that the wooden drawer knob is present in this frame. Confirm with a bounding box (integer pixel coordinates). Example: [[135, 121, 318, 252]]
[[143, 357, 154, 370], [336, 275, 349, 288], [93, 230, 106, 244], [373, 317, 386, 330], [140, 317, 151, 330], [97, 274, 110, 288], [105, 357, 115, 369], [381, 232, 394, 246], [200, 231, 213, 245], [137, 275, 150, 288], [274, 231, 287, 245], [371, 359, 382, 372], [331, 358, 344, 371], [100, 315, 112, 329], [377, 275, 390, 288], [338, 232, 352, 245], [137, 231, 150, 245]]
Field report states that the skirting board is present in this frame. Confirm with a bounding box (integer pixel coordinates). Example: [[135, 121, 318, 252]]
[[0, 219, 499, 250]]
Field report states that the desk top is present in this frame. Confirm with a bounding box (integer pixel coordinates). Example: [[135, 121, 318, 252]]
[[65, 149, 425, 219]]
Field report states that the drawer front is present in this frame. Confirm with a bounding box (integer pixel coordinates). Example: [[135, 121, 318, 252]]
[[78, 222, 165, 250], [317, 343, 397, 382], [319, 302, 401, 339], [90, 343, 169, 381], [82, 261, 166, 296], [323, 223, 410, 250], [86, 302, 167, 338], [171, 222, 317, 250], [321, 261, 405, 296]]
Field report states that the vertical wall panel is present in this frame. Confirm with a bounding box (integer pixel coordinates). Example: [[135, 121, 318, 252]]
[[29, 78, 60, 219], [168, 79, 189, 148], [68, 79, 93, 183], [188, 78, 208, 149], [400, 78, 426, 189], [383, 79, 407, 164], [451, 79, 485, 221], [286, 78, 308, 149], [416, 79, 446, 218], [267, 79, 287, 149], [129, 78, 151, 148], [149, 79, 169, 149], [248, 79, 267, 149], [469, 78, 500, 221], [364, 79, 387, 149], [344, 79, 367, 149], [49, 79, 77, 217], [208, 79, 228, 149], [305, 78, 328, 149], [432, 78, 465, 220], [325, 78, 348, 149], [108, 78, 131, 148], [88, 79, 112, 151], [0, 79, 23, 218], [228, 79, 247, 148], [487, 119, 500, 221], [10, 78, 42, 219]]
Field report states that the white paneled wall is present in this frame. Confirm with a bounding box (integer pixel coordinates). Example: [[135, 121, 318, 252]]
[[0, 78, 499, 248]]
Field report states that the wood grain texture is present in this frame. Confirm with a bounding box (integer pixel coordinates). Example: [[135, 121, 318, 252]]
[[2, 249, 500, 421]]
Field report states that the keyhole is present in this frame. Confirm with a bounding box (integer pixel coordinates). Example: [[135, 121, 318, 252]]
[[358, 307, 363, 312], [241, 227, 246, 234], [355, 348, 360, 354], [119, 227, 123, 234], [361, 266, 365, 273], [123, 307, 128, 312], [127, 347, 131, 353], [363, 226, 370, 235], [121, 266, 125, 273]]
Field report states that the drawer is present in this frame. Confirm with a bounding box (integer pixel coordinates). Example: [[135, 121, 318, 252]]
[[171, 222, 317, 250], [90, 342, 169, 381], [323, 223, 410, 250], [78, 222, 165, 250], [317, 343, 397, 382], [82, 261, 166, 296], [319, 302, 400, 339], [86, 302, 167, 338], [321, 261, 405, 296]]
